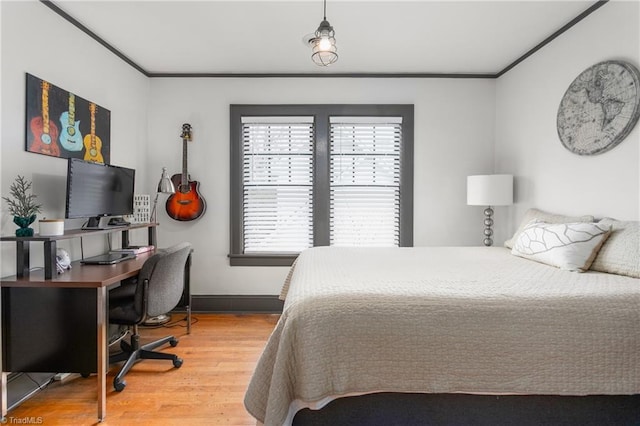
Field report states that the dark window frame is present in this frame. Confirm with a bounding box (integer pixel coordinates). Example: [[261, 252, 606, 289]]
[[230, 104, 414, 266]]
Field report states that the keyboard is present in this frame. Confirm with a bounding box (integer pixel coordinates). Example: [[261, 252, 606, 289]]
[[108, 217, 131, 226], [81, 253, 136, 265]]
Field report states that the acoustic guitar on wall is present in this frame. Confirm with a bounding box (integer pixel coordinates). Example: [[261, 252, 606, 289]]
[[29, 81, 60, 156], [165, 123, 206, 221]]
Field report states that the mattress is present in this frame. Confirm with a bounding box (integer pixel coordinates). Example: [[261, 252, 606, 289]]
[[244, 246, 640, 426]]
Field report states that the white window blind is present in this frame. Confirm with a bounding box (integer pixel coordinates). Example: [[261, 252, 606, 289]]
[[242, 117, 314, 253], [330, 117, 402, 247]]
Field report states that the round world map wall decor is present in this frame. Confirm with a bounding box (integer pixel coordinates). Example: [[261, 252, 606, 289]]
[[557, 60, 640, 156]]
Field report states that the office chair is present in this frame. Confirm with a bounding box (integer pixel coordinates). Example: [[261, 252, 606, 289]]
[[108, 242, 192, 391]]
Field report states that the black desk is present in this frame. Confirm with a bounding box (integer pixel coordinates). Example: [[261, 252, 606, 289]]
[[1, 253, 151, 422], [1, 224, 192, 422]]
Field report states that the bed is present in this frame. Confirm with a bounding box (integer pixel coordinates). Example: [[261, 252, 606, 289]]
[[244, 218, 640, 426]]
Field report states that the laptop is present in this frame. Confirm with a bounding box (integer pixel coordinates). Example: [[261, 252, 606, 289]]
[[81, 252, 136, 265]]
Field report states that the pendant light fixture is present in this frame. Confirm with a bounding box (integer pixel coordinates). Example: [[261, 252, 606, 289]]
[[307, 0, 338, 66]]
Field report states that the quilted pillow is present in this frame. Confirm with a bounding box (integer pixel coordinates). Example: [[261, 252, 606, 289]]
[[589, 218, 639, 278], [511, 221, 611, 272], [504, 208, 595, 249]]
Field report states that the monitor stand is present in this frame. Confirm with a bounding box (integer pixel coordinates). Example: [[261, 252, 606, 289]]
[[82, 216, 111, 230]]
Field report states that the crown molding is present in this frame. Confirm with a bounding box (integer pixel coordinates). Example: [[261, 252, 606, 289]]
[[40, 0, 150, 77], [495, 0, 608, 78], [148, 72, 497, 79]]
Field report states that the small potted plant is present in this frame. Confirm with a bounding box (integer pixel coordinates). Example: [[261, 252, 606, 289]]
[[2, 175, 42, 237]]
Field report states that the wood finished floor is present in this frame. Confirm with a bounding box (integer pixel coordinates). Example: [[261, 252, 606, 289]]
[[5, 313, 279, 425]]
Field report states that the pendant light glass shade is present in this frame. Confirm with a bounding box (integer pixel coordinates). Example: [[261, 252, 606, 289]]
[[309, 0, 338, 66], [311, 19, 338, 66]]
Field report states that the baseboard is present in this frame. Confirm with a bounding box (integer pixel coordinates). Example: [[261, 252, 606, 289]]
[[190, 295, 283, 313]]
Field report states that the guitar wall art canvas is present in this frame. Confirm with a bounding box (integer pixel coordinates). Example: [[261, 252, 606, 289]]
[[25, 73, 111, 163]]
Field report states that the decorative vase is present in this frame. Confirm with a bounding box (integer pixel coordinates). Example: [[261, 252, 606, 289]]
[[14, 214, 36, 237]]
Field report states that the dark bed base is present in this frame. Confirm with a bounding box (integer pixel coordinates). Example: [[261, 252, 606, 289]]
[[292, 393, 640, 426]]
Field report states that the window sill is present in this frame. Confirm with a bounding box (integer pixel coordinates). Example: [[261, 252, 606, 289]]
[[228, 254, 298, 267]]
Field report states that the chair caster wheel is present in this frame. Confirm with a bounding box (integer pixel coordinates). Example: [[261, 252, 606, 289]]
[[173, 357, 183, 368], [169, 338, 179, 347], [114, 378, 126, 392], [81, 373, 90, 378]]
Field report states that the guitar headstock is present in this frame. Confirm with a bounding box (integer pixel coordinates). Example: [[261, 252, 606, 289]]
[[41, 81, 50, 91], [181, 123, 192, 141], [89, 103, 97, 114]]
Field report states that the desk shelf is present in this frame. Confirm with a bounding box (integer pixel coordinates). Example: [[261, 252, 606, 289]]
[[0, 223, 157, 280]]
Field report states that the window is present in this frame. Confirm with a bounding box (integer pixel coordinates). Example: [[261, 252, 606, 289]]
[[230, 105, 413, 266], [242, 117, 314, 253], [330, 117, 402, 246]]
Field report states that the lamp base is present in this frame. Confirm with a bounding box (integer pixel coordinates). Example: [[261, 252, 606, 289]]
[[483, 206, 494, 247], [142, 314, 171, 326]]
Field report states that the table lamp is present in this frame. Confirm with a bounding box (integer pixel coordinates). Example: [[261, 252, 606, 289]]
[[150, 167, 175, 224], [467, 174, 513, 246]]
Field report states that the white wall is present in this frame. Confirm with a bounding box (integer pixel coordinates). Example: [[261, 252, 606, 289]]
[[494, 0, 640, 243], [4, 1, 636, 297], [147, 78, 496, 294], [0, 1, 150, 277]]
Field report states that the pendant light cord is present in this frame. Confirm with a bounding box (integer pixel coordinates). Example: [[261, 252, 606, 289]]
[[323, 0, 327, 20]]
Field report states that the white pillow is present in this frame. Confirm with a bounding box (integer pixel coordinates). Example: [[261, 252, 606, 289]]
[[511, 221, 611, 272], [590, 218, 639, 278], [504, 208, 595, 249]]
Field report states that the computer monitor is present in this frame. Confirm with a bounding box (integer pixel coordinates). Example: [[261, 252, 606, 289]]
[[65, 158, 135, 228]]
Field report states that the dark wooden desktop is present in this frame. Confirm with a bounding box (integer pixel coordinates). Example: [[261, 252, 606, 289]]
[[0, 224, 158, 422], [1, 223, 157, 280]]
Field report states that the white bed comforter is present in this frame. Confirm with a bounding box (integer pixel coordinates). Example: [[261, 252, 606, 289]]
[[244, 246, 640, 426]]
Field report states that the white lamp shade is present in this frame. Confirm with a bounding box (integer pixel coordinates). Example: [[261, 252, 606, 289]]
[[467, 174, 513, 206]]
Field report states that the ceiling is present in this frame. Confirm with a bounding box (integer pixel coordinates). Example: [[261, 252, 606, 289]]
[[48, 0, 604, 76]]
